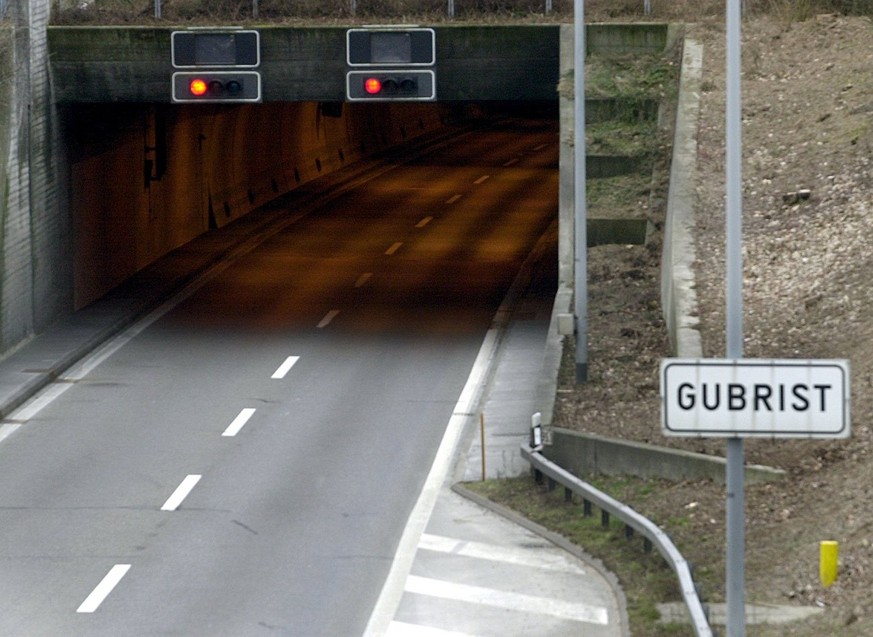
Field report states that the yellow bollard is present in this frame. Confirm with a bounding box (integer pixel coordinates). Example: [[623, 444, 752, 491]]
[[820, 541, 839, 588]]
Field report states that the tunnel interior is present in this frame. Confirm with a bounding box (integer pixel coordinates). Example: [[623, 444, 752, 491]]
[[62, 100, 558, 310]]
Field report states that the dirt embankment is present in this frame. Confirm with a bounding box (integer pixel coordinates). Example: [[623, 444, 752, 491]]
[[556, 14, 873, 635]]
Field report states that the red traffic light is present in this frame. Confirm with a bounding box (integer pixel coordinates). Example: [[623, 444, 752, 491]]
[[364, 78, 382, 94], [347, 71, 435, 101], [173, 72, 261, 103], [189, 78, 208, 96]]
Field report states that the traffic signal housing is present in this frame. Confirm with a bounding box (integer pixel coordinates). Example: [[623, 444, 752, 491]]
[[172, 71, 261, 103], [346, 70, 435, 102]]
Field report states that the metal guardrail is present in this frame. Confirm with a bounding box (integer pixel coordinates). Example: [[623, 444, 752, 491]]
[[520, 444, 713, 637]]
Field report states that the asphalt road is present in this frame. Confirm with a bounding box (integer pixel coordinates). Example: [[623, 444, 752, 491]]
[[0, 115, 558, 636]]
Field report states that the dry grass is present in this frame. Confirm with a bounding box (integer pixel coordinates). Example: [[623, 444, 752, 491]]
[[56, 0, 873, 26]]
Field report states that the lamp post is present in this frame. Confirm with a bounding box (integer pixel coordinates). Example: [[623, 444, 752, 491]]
[[573, 0, 588, 383]]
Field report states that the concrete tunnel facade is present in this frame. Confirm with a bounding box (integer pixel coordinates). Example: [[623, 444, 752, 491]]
[[0, 0, 668, 358]]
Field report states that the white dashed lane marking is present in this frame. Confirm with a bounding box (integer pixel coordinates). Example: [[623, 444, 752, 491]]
[[355, 272, 373, 288], [222, 408, 256, 437], [385, 242, 403, 256], [77, 564, 131, 613], [161, 475, 201, 512], [271, 355, 300, 379]]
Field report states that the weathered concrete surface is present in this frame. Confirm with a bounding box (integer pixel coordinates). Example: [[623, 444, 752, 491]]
[[46, 23, 675, 104], [545, 428, 786, 486], [47, 25, 562, 103]]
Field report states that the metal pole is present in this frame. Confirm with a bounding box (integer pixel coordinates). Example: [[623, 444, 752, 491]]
[[574, 0, 588, 383], [725, 0, 746, 634], [154, 0, 161, 19]]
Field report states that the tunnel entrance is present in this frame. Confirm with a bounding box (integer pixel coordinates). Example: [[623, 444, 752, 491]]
[[63, 100, 557, 309]]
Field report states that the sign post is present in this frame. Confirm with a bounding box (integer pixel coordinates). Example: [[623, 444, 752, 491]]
[[661, 357, 850, 637], [660, 5, 851, 637]]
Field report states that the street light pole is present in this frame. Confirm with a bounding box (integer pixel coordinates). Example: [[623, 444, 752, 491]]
[[574, 0, 588, 383]]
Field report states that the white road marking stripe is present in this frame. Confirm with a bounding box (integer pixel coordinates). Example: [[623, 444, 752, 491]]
[[317, 310, 340, 328], [386, 621, 476, 637], [473, 175, 490, 184], [405, 575, 609, 625], [385, 242, 403, 256], [503, 157, 519, 167], [418, 533, 586, 574], [415, 216, 433, 228], [445, 194, 462, 204], [355, 272, 373, 288], [161, 475, 201, 511], [222, 408, 256, 437], [77, 564, 131, 613], [271, 355, 300, 379]]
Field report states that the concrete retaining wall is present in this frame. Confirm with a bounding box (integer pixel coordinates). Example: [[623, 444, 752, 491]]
[[546, 428, 785, 485], [661, 38, 703, 358], [0, 0, 66, 354]]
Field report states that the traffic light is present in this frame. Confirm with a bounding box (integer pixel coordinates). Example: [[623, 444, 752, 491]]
[[346, 70, 435, 102], [172, 72, 261, 103]]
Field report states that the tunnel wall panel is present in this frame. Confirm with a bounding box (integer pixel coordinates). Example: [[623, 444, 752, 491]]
[[70, 100, 450, 308]]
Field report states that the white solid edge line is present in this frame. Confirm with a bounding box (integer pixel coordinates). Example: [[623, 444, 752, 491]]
[[362, 328, 500, 637], [271, 355, 300, 379], [222, 408, 256, 437], [161, 474, 202, 511], [76, 564, 131, 613]]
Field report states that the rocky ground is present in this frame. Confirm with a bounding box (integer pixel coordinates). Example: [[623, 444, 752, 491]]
[[554, 13, 873, 636]]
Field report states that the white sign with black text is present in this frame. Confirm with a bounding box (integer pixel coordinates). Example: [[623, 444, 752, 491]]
[[660, 359, 850, 438]]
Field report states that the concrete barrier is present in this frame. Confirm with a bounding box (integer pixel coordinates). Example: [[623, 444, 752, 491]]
[[545, 428, 785, 485], [661, 38, 704, 358]]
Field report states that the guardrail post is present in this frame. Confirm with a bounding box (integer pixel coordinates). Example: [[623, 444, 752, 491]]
[[583, 499, 592, 517], [625, 524, 634, 540], [601, 510, 610, 528], [564, 486, 573, 503], [547, 476, 556, 492], [644, 538, 653, 553], [533, 468, 543, 484]]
